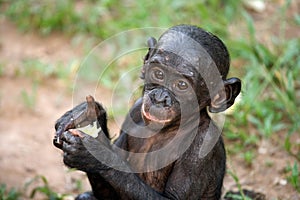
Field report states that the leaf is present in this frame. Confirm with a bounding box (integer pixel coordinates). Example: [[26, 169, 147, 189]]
[[242, 11, 255, 41]]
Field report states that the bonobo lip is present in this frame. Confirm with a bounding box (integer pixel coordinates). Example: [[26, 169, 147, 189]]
[[141, 104, 172, 124]]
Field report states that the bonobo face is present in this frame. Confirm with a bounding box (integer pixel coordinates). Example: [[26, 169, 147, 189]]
[[141, 25, 242, 126], [142, 55, 199, 126]]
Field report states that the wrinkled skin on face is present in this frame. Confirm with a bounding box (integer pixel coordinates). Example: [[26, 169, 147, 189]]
[[141, 63, 195, 125], [53, 24, 241, 200]]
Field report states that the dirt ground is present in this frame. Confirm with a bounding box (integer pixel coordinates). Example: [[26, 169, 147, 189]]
[[0, 2, 299, 199]]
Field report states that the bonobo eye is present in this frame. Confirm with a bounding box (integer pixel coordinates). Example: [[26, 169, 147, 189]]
[[152, 69, 164, 81], [176, 80, 188, 90]]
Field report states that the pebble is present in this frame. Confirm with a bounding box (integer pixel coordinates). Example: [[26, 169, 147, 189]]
[[243, 0, 266, 12]]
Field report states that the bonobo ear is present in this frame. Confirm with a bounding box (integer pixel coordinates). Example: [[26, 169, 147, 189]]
[[208, 78, 241, 113], [141, 37, 157, 79], [144, 37, 157, 63]]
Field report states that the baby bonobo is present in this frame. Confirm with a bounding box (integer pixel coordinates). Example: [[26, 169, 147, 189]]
[[54, 24, 241, 200]]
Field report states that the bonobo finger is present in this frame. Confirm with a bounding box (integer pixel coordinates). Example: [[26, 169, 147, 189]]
[[61, 131, 82, 144], [53, 136, 63, 150], [54, 102, 87, 137], [62, 136, 86, 153], [63, 141, 85, 153], [69, 129, 85, 138], [63, 142, 77, 154]]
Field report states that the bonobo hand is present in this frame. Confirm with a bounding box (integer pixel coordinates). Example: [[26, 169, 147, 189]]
[[53, 95, 106, 149], [61, 129, 125, 173], [61, 130, 106, 172]]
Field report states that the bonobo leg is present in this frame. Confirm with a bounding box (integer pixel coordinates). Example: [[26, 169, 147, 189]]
[[73, 174, 120, 200], [86, 173, 120, 199]]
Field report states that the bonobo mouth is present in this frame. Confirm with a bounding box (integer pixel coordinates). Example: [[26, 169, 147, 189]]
[[141, 103, 173, 124]]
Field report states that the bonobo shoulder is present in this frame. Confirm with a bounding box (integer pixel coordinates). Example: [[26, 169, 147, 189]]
[[114, 98, 143, 149], [121, 98, 144, 130], [129, 98, 144, 123]]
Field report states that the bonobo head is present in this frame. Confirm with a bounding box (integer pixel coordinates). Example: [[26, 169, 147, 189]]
[[141, 24, 241, 126]]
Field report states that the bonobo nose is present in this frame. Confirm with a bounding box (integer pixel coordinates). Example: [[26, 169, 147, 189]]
[[151, 89, 172, 107]]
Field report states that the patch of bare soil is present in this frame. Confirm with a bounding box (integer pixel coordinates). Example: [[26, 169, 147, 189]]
[[0, 19, 92, 197], [0, 19, 120, 198], [0, 1, 299, 197], [224, 139, 299, 199]]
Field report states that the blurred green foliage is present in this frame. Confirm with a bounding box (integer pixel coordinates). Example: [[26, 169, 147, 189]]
[[3, 0, 242, 37], [24, 175, 69, 200], [224, 3, 300, 166], [1, 0, 299, 195], [0, 175, 73, 200], [0, 184, 20, 200], [285, 162, 300, 192]]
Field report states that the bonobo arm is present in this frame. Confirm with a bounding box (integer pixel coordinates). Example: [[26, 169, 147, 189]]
[[61, 131, 169, 200], [54, 100, 118, 199], [54, 100, 166, 199]]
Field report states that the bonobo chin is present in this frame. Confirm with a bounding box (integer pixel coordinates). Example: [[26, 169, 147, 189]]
[[54, 24, 241, 200]]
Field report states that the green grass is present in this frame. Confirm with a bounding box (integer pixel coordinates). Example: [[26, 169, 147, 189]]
[[226, 170, 251, 200], [0, 184, 20, 200], [3, 0, 243, 38], [222, 2, 300, 190], [285, 162, 300, 192], [4, 0, 79, 35], [20, 82, 38, 110], [21, 59, 79, 82], [0, 63, 4, 77], [17, 59, 79, 109], [0, 175, 82, 200], [224, 3, 300, 163], [24, 175, 69, 200]]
